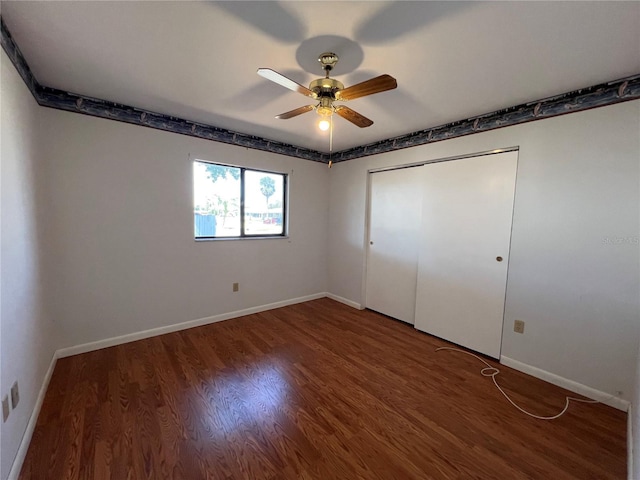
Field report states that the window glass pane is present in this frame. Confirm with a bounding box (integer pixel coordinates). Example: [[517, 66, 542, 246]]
[[244, 170, 284, 236], [193, 162, 241, 237]]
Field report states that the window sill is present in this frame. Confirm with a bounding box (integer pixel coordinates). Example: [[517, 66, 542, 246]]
[[195, 235, 289, 242]]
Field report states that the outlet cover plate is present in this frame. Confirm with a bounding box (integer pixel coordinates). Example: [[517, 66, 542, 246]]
[[514, 320, 525, 334]]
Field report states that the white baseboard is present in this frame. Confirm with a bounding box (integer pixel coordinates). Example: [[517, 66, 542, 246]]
[[628, 404, 633, 480], [326, 293, 363, 310], [500, 356, 629, 412], [8, 352, 58, 480], [57, 292, 327, 358]]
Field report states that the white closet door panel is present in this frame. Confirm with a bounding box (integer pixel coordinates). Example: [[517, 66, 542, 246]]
[[415, 151, 517, 358], [366, 167, 424, 324]]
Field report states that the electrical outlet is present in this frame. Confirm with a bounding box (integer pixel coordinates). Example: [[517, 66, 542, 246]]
[[514, 320, 525, 334], [2, 396, 9, 422], [233, 282, 239, 292], [10, 382, 19, 409]]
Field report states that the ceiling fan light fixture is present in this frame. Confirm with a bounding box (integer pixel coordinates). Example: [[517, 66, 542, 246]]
[[317, 105, 333, 117], [317, 101, 333, 131]]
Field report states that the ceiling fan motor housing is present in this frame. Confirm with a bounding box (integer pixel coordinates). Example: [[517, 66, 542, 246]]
[[309, 77, 344, 98], [310, 79, 344, 116]]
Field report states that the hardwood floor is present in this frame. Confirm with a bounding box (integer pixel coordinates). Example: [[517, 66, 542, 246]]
[[19, 298, 626, 479]]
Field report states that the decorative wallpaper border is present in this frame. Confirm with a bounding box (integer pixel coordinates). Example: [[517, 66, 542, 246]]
[[334, 75, 640, 162], [0, 17, 323, 163], [36, 85, 323, 161], [2, 16, 639, 164]]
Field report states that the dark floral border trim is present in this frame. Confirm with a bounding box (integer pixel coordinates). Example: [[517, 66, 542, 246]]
[[0, 17, 323, 163], [332, 75, 640, 162], [36, 86, 323, 161], [2, 16, 639, 164], [0, 16, 38, 98]]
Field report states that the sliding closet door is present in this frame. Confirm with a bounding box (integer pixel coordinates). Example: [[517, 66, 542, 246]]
[[414, 151, 517, 358], [366, 167, 424, 324]]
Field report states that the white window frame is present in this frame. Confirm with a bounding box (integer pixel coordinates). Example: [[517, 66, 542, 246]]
[[194, 160, 288, 240]]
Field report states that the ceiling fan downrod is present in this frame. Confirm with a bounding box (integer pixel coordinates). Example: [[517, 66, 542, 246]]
[[318, 52, 339, 78]]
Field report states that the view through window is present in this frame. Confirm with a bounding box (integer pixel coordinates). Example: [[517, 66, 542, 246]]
[[193, 161, 286, 238]]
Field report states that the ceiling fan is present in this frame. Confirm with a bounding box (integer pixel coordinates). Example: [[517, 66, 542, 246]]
[[257, 52, 397, 128]]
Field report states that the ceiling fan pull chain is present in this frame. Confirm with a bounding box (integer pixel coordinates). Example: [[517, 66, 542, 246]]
[[330, 113, 334, 152], [328, 114, 334, 168]]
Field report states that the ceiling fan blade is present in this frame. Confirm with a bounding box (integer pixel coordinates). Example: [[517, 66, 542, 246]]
[[335, 74, 397, 101], [275, 105, 315, 119], [335, 106, 374, 128], [257, 68, 317, 99]]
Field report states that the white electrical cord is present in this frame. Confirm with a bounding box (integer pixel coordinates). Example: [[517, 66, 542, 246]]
[[435, 346, 599, 420]]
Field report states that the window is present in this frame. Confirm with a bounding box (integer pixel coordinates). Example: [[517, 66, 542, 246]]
[[193, 160, 287, 239]]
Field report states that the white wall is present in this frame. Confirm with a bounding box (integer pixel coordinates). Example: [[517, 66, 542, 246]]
[[38, 107, 329, 349], [328, 101, 640, 401], [1, 51, 58, 479]]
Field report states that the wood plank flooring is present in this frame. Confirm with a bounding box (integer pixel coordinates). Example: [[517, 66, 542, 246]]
[[19, 298, 626, 479]]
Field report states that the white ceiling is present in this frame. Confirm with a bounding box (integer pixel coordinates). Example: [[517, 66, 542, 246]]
[[2, 1, 639, 153]]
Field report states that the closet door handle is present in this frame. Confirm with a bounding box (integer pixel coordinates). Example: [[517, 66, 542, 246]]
[[496, 256, 503, 262]]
